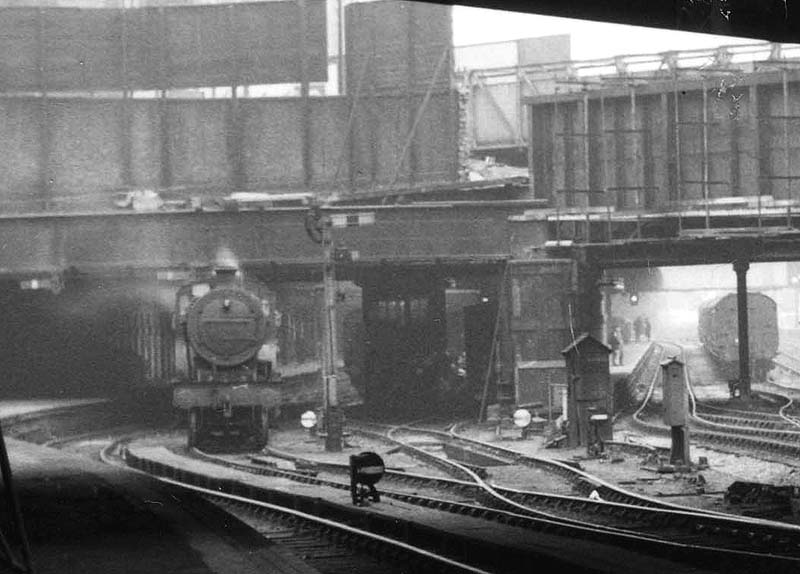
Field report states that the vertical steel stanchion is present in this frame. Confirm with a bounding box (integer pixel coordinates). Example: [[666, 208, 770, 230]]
[[734, 259, 751, 400], [321, 218, 343, 452]]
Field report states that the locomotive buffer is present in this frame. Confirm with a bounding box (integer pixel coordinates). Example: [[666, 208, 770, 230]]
[[306, 208, 375, 452]]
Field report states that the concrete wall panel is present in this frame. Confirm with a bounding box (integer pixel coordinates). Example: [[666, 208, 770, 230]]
[[734, 90, 756, 197], [551, 102, 567, 207], [49, 99, 123, 205], [0, 8, 39, 92], [346, 1, 451, 95], [409, 2, 452, 91], [0, 88, 455, 209], [642, 94, 668, 208], [350, 98, 376, 188], [0, 99, 40, 205], [473, 82, 519, 147], [129, 100, 162, 190], [707, 90, 734, 199], [414, 92, 458, 183], [241, 99, 304, 188], [310, 98, 349, 187], [167, 100, 230, 190], [762, 84, 788, 198], [0, 2, 327, 92], [530, 105, 554, 201], [533, 73, 800, 210], [374, 95, 410, 184]]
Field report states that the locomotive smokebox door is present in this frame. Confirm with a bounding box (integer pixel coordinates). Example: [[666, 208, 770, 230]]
[[350, 452, 385, 505], [561, 334, 613, 448]]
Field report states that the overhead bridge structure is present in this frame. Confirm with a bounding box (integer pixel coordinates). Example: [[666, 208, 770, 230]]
[[9, 28, 800, 417]]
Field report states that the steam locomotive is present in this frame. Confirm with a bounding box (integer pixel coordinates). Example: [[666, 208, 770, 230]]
[[172, 266, 281, 449], [698, 292, 779, 382]]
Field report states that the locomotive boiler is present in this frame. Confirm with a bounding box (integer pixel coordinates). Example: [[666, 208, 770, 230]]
[[697, 292, 779, 382], [172, 266, 280, 449]]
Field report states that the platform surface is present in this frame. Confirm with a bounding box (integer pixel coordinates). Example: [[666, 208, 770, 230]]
[[0, 399, 106, 419], [1, 438, 319, 574], [609, 342, 651, 376]]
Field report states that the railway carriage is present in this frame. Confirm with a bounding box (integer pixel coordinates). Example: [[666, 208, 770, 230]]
[[697, 292, 779, 382]]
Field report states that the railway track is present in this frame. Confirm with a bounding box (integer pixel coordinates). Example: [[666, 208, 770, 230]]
[[632, 342, 800, 460], [123, 442, 711, 574], [103, 443, 489, 574], [363, 422, 800, 557], [144, 421, 800, 571], [2, 404, 491, 574], [10, 399, 800, 571], [139, 440, 800, 571]]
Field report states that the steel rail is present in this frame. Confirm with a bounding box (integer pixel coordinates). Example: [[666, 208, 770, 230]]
[[349, 421, 800, 558], [259, 441, 800, 551], [102, 444, 492, 574], [633, 342, 800, 460], [125, 439, 800, 571]]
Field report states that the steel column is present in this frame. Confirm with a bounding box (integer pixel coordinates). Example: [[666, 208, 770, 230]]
[[734, 258, 751, 399], [321, 220, 342, 451], [702, 82, 710, 229]]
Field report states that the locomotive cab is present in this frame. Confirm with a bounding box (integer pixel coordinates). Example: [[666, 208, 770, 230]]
[[172, 267, 281, 450]]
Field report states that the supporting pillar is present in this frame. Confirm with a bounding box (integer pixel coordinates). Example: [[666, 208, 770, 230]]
[[321, 219, 342, 452], [574, 257, 604, 341], [733, 259, 751, 399]]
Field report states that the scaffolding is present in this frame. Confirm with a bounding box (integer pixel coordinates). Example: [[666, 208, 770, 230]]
[[521, 42, 800, 246]]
